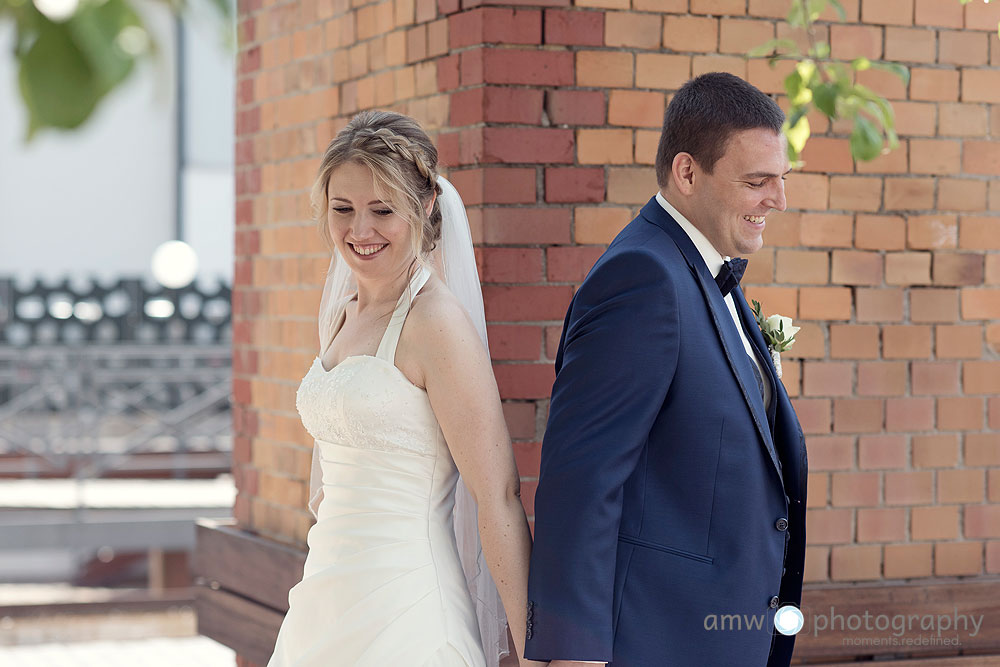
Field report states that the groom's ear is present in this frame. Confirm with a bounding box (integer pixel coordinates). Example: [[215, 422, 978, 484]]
[[671, 152, 697, 196]]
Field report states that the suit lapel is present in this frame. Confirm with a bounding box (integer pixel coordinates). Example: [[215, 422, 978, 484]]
[[640, 198, 783, 485], [733, 285, 778, 430]]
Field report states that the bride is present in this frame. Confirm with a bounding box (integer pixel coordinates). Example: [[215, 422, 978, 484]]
[[267, 110, 541, 667]]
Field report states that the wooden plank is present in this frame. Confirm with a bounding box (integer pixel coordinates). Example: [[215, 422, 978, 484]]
[[193, 518, 304, 612], [0, 588, 194, 617], [196, 586, 283, 667], [1, 515, 220, 551], [793, 579, 1000, 662]]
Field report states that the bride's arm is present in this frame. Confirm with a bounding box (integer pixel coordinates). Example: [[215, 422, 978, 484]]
[[408, 294, 544, 667]]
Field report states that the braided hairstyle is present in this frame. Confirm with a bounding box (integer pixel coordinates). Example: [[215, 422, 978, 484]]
[[311, 110, 443, 262]]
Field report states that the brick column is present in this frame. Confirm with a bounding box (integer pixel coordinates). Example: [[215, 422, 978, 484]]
[[233, 0, 455, 550]]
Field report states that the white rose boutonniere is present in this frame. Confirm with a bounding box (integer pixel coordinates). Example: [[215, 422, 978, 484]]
[[751, 300, 800, 379]]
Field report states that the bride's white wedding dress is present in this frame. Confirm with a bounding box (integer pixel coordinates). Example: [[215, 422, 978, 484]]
[[268, 266, 487, 667]]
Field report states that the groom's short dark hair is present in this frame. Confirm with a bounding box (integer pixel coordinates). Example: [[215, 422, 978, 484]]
[[655, 72, 785, 186]]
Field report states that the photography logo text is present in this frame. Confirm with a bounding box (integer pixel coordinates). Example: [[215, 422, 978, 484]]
[[703, 605, 985, 645]]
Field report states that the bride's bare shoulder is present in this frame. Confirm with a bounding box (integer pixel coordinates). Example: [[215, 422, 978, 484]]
[[398, 274, 489, 387], [405, 275, 480, 352]]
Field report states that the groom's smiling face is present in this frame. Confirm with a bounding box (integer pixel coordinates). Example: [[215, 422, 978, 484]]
[[676, 128, 790, 258]]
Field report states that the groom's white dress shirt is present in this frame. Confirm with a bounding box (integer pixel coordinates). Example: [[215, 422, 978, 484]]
[[655, 192, 773, 413], [553, 195, 774, 667]]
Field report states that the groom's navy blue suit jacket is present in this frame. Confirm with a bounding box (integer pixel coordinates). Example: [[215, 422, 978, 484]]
[[525, 198, 808, 666]]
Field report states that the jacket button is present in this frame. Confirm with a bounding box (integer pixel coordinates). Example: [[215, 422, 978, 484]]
[[775, 517, 788, 531], [769, 596, 780, 609]]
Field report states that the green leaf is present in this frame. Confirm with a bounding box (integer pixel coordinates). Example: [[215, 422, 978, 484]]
[[828, 61, 852, 86], [205, 0, 234, 21], [851, 56, 871, 71], [828, 0, 847, 20], [813, 82, 839, 118], [11, 0, 234, 138], [791, 86, 813, 106], [796, 59, 817, 83], [788, 0, 808, 28], [784, 69, 804, 101], [786, 105, 809, 132], [748, 38, 800, 58], [806, 0, 829, 22], [786, 62, 815, 105], [18, 18, 101, 135], [856, 87, 897, 137], [870, 60, 910, 86], [784, 113, 811, 156], [850, 115, 883, 161], [812, 40, 831, 59], [69, 0, 143, 93], [885, 123, 899, 150]]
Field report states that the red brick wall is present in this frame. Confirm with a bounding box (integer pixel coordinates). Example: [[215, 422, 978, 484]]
[[233, 0, 1000, 597], [739, 0, 1000, 583]]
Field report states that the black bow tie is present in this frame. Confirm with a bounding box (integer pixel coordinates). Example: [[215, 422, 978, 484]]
[[716, 257, 747, 297]]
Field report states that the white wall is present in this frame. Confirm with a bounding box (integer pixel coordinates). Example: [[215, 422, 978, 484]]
[[180, 10, 236, 281], [0, 4, 234, 285]]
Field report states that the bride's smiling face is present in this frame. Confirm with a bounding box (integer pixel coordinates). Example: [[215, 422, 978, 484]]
[[327, 161, 416, 280]]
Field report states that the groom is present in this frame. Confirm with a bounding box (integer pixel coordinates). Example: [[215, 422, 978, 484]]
[[524, 73, 808, 666]]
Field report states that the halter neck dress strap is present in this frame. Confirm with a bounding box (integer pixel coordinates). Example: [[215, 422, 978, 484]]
[[375, 265, 431, 364]]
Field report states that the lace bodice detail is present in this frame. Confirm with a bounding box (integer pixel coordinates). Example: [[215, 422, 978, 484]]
[[295, 267, 446, 458], [296, 355, 443, 457]]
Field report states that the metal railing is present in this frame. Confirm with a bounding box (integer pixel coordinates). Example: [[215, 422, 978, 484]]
[[0, 276, 236, 576], [0, 276, 233, 480]]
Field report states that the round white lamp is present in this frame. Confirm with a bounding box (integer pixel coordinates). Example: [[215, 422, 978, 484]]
[[151, 241, 199, 289]]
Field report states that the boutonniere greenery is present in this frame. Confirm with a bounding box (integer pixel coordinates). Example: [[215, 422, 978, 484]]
[[751, 300, 800, 379]]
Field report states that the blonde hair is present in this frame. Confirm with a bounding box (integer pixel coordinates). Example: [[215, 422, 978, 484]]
[[311, 110, 442, 263]]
